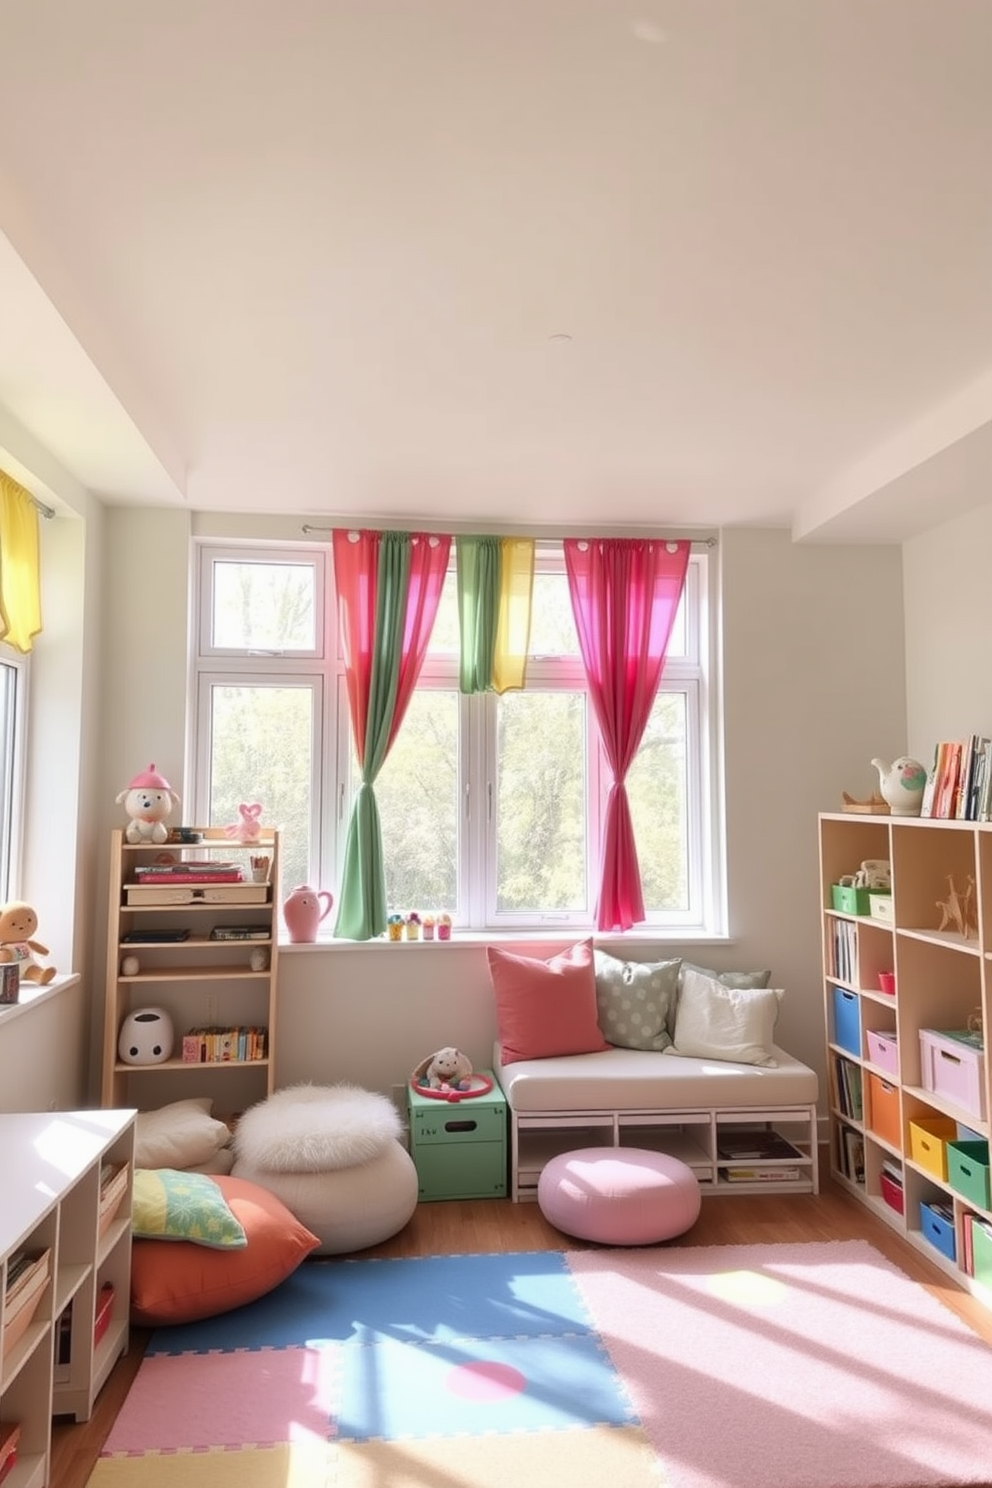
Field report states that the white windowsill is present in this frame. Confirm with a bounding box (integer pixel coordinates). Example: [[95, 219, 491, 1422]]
[[0, 972, 81, 1026], [279, 932, 732, 953]]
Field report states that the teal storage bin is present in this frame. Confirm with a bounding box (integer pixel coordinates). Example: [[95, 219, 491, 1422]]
[[948, 1139, 991, 1210]]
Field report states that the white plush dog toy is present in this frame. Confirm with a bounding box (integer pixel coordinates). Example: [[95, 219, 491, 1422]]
[[116, 764, 181, 844], [411, 1046, 474, 1090]]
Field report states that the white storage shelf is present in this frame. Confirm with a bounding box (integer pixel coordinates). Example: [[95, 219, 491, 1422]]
[[820, 811, 992, 1312], [511, 1107, 817, 1201], [0, 1109, 135, 1488]]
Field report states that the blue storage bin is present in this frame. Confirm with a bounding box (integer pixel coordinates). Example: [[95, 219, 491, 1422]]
[[831, 986, 861, 1057], [919, 1199, 957, 1262]]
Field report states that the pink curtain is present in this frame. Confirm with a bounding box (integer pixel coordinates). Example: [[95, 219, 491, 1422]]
[[332, 529, 378, 768], [564, 538, 690, 931]]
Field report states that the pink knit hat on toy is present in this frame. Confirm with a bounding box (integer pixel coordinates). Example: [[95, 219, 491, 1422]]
[[127, 764, 173, 790]]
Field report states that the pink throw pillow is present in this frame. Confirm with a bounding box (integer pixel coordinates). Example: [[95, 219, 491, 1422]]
[[487, 939, 610, 1063]]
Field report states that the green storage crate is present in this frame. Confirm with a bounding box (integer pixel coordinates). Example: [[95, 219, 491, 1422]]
[[831, 883, 874, 915], [407, 1071, 507, 1201], [947, 1139, 991, 1210], [972, 1216, 992, 1290]]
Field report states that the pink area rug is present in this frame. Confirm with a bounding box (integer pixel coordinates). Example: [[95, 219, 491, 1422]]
[[568, 1238, 992, 1488], [86, 1240, 992, 1488]]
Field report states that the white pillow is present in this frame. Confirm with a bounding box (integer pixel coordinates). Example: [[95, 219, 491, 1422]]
[[665, 965, 783, 1067], [134, 1097, 232, 1170]]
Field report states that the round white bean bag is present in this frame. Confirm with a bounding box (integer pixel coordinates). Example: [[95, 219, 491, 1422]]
[[231, 1083, 419, 1255], [538, 1147, 701, 1246]]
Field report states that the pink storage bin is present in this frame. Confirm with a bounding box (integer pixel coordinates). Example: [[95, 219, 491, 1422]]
[[919, 1029, 987, 1121], [866, 1029, 898, 1077]]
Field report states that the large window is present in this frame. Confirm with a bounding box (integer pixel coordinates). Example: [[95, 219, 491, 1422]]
[[191, 539, 720, 935]]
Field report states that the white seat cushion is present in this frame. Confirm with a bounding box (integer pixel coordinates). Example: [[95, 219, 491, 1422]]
[[495, 1042, 817, 1112]]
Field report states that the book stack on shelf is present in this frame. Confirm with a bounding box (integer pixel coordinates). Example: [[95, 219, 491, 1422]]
[[132, 860, 245, 885], [717, 1129, 805, 1183], [921, 735, 992, 820], [838, 1126, 866, 1186], [832, 1055, 863, 1121], [181, 1025, 268, 1063]]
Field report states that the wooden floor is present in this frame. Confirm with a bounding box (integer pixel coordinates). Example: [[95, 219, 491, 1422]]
[[52, 1162, 992, 1488]]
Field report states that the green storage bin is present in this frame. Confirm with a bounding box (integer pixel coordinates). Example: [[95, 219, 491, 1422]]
[[972, 1216, 992, 1289], [831, 883, 874, 915], [411, 1140, 507, 1201], [948, 1139, 992, 1210], [407, 1070, 507, 1201]]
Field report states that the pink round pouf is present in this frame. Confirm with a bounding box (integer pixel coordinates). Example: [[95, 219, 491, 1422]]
[[537, 1147, 701, 1245]]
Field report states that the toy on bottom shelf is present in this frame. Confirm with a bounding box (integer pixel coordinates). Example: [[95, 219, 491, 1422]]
[[116, 763, 181, 844], [0, 901, 56, 984]]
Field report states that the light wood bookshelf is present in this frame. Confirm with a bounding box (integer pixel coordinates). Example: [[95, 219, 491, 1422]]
[[102, 827, 281, 1116], [820, 811, 992, 1311]]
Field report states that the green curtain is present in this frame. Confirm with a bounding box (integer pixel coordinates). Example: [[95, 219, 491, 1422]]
[[334, 535, 410, 940], [456, 535, 500, 693]]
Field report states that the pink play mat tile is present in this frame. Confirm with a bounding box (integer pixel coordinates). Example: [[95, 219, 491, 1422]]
[[101, 1346, 336, 1454]]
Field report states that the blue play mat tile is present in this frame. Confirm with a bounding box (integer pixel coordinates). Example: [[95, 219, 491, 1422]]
[[147, 1250, 593, 1356], [335, 1332, 635, 1441]]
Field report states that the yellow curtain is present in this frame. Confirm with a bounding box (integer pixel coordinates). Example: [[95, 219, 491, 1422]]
[[492, 537, 535, 693], [0, 472, 43, 653]]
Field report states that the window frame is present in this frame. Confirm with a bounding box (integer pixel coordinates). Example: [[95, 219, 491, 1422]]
[[190, 537, 722, 938], [0, 644, 29, 905]]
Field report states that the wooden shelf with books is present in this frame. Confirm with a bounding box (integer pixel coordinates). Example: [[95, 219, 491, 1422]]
[[102, 826, 281, 1117], [820, 810, 992, 1311]]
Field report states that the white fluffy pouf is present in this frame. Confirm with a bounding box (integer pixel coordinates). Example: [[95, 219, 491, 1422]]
[[231, 1083, 419, 1255]]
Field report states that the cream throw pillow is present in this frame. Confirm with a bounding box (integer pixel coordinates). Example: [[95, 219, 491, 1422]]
[[134, 1097, 232, 1170], [666, 965, 783, 1066]]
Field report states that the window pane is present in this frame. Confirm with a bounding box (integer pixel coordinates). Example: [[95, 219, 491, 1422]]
[[426, 570, 459, 654], [0, 663, 18, 900], [212, 560, 315, 651], [529, 572, 579, 657], [496, 692, 586, 911], [208, 684, 313, 891], [373, 690, 459, 914], [666, 590, 687, 659], [626, 691, 689, 912]]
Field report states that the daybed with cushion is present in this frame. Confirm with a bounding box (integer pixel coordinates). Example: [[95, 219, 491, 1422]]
[[486, 942, 820, 1201]]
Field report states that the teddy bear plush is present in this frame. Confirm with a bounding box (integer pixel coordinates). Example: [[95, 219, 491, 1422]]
[[0, 901, 55, 984], [116, 763, 181, 844], [411, 1046, 473, 1090]]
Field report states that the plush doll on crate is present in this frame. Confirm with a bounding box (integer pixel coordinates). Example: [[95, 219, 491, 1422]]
[[411, 1046, 473, 1091], [0, 901, 55, 984]]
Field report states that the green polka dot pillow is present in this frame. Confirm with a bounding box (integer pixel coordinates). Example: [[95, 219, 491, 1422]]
[[593, 950, 682, 1052]]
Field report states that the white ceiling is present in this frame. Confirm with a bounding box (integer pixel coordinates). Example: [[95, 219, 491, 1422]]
[[2, 0, 992, 542]]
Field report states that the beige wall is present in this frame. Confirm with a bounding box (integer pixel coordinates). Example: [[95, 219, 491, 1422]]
[[1, 506, 915, 1118], [904, 503, 992, 754], [88, 516, 908, 1110]]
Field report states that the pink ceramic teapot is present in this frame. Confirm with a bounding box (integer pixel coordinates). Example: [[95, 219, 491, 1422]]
[[282, 884, 334, 943]]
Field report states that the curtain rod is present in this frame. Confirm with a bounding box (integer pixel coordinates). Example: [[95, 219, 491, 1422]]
[[31, 496, 55, 520], [300, 524, 716, 548]]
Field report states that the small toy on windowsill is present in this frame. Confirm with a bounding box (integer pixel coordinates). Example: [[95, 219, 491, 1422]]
[[0, 901, 56, 984]]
